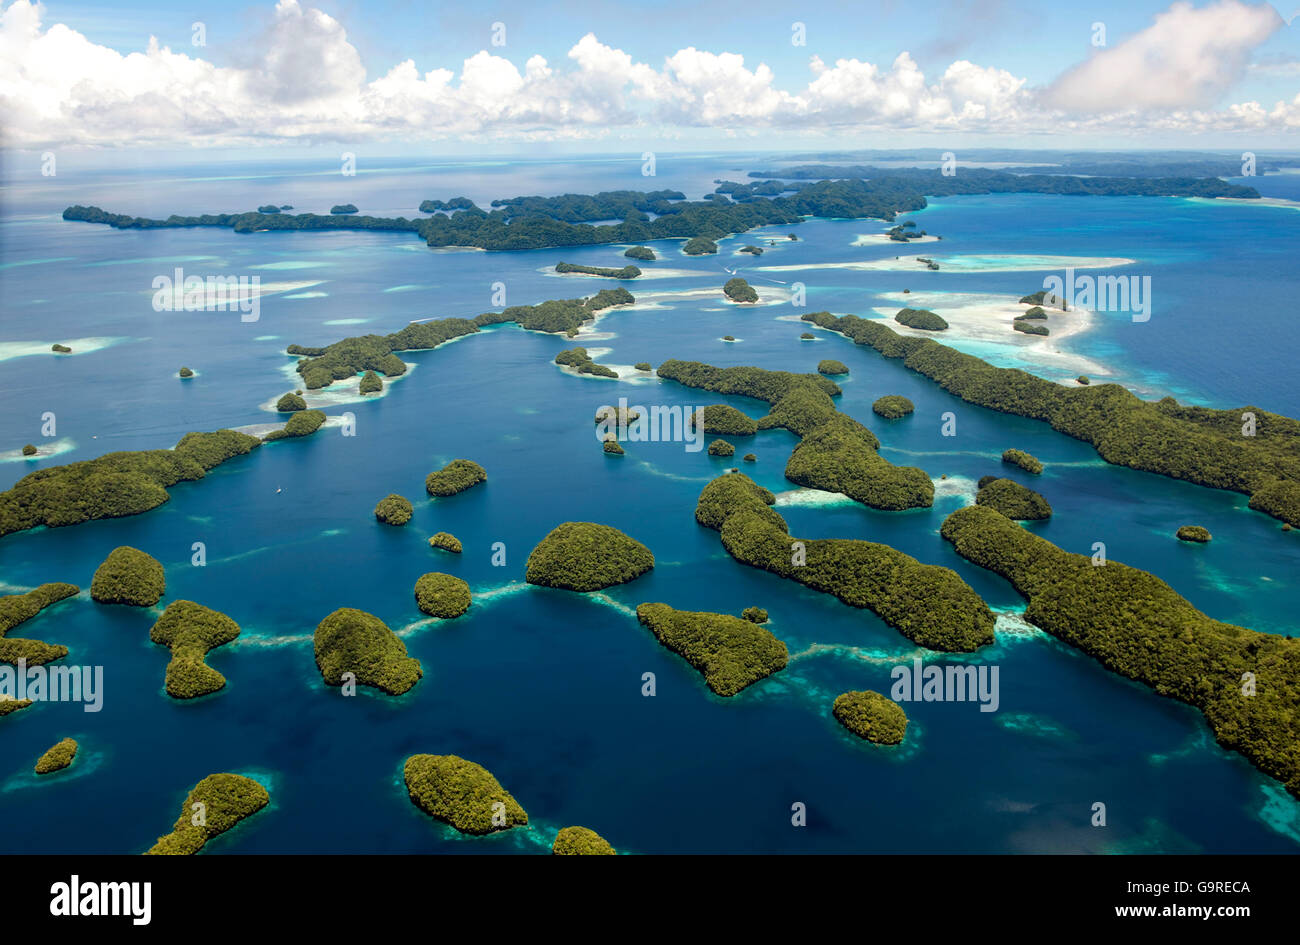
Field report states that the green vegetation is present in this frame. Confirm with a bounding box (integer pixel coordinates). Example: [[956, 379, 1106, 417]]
[[895, 307, 948, 331], [287, 290, 632, 389], [553, 826, 616, 855], [742, 453, 756, 463], [149, 600, 240, 699], [723, 335, 735, 341], [1077, 375, 1090, 385], [414, 572, 472, 619], [1014, 321, 1049, 336], [595, 405, 641, 426], [690, 404, 757, 436], [1, 582, 78, 635], [314, 607, 422, 695], [429, 531, 462, 554], [800, 332, 815, 339], [941, 503, 1300, 798], [1020, 306, 1047, 319], [818, 359, 848, 375], [656, 359, 933, 511], [425, 459, 487, 497], [146, 773, 269, 855], [556, 346, 619, 378], [374, 493, 413, 526], [800, 310, 1300, 527], [634, 362, 653, 372], [742, 606, 768, 623], [257, 205, 281, 214], [404, 754, 528, 835], [872, 395, 914, 419], [739, 245, 764, 255], [51, 344, 71, 353], [34, 737, 78, 774], [833, 690, 908, 745], [21, 444, 37, 456], [91, 546, 165, 606], [0, 429, 261, 538], [1177, 525, 1213, 542], [635, 602, 788, 696], [1019, 290, 1068, 310], [555, 262, 641, 279], [708, 439, 735, 457], [525, 522, 654, 592], [1001, 448, 1043, 475], [178, 366, 194, 378], [603, 438, 625, 455], [976, 478, 1052, 520], [0, 698, 32, 716], [683, 236, 719, 255], [723, 277, 759, 303], [263, 409, 326, 441], [330, 204, 359, 214], [696, 473, 994, 651], [275, 392, 307, 412], [624, 246, 656, 260], [359, 370, 383, 394]]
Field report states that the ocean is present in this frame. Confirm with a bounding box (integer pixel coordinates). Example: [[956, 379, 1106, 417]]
[[1, 153, 1297, 853]]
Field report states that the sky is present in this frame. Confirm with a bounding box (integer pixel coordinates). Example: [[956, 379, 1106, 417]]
[[2, 0, 1299, 156]]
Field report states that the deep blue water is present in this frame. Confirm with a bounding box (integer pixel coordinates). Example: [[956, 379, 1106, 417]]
[[0, 154, 1297, 853]]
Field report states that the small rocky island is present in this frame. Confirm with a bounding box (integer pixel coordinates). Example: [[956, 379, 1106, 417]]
[[872, 395, 915, 419], [149, 600, 241, 699], [1001, 448, 1043, 475], [374, 493, 413, 525], [525, 522, 654, 591], [723, 277, 758, 303], [817, 359, 848, 376], [314, 607, 423, 695], [403, 754, 528, 835], [414, 572, 472, 619], [34, 737, 79, 774], [832, 690, 908, 744], [553, 826, 616, 855], [1177, 525, 1212, 542], [975, 478, 1053, 520], [146, 773, 270, 855], [635, 602, 788, 696], [425, 459, 487, 497], [894, 307, 948, 331], [429, 531, 462, 553], [91, 546, 165, 606]]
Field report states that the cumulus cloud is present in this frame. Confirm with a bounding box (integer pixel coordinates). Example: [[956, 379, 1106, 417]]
[[1044, 0, 1284, 112], [0, 0, 1295, 149]]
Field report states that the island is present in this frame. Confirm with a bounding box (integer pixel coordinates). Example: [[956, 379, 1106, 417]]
[[1, 582, 79, 636], [707, 439, 735, 457], [374, 493, 413, 526], [975, 478, 1052, 520], [741, 606, 768, 623], [256, 204, 281, 214], [425, 459, 487, 497], [1002, 448, 1044, 475], [556, 347, 619, 378], [20, 444, 36, 456], [1020, 290, 1068, 310], [723, 277, 759, 303], [0, 698, 33, 716], [634, 362, 653, 372], [690, 404, 757, 436], [525, 522, 654, 592], [555, 262, 641, 280], [1177, 525, 1212, 542], [739, 245, 764, 255], [683, 236, 718, 255], [34, 737, 78, 774], [624, 246, 655, 261], [695, 473, 995, 651], [832, 690, 908, 744], [178, 366, 194, 378], [635, 602, 788, 696], [799, 310, 1300, 528], [414, 572, 472, 619], [1077, 375, 1091, 385], [359, 370, 383, 394], [91, 546, 165, 606], [723, 335, 735, 341], [145, 773, 270, 854], [1019, 306, 1048, 319], [894, 307, 948, 331], [742, 453, 756, 463], [264, 409, 326, 441], [0, 428, 262, 539], [51, 343, 71, 353], [595, 405, 641, 426], [403, 754, 528, 835], [314, 607, 423, 695], [329, 204, 358, 215], [1014, 321, 1049, 336], [800, 332, 815, 340], [872, 395, 915, 419], [429, 531, 462, 553], [552, 826, 616, 855], [817, 359, 848, 376], [656, 359, 933, 511], [149, 600, 240, 699], [275, 392, 306, 412], [941, 503, 1300, 799], [603, 438, 624, 455]]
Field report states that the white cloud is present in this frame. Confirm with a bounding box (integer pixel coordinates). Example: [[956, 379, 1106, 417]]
[[1045, 0, 1283, 112], [0, 0, 1295, 149]]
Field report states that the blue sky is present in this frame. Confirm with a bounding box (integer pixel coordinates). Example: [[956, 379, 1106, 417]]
[[6, 0, 1300, 153]]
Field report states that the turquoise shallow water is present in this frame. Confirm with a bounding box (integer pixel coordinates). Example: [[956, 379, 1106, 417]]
[[0, 155, 1297, 853]]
